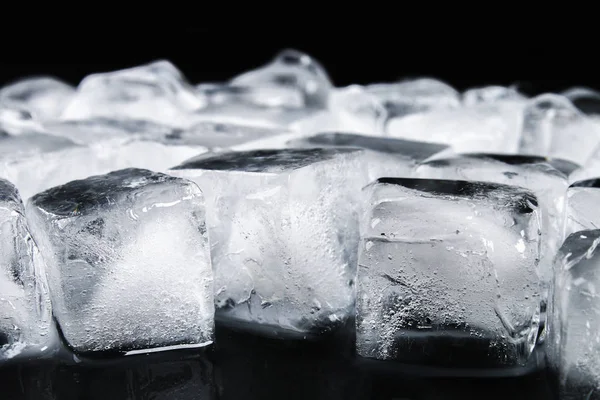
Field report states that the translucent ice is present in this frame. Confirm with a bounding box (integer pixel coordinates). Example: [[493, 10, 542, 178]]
[[462, 85, 526, 106], [0, 178, 52, 360], [562, 86, 600, 115], [288, 132, 449, 181], [565, 179, 600, 238], [230, 49, 332, 109], [518, 94, 600, 165], [60, 61, 203, 126], [365, 78, 460, 119], [1, 137, 201, 200], [386, 101, 524, 153], [554, 230, 600, 397], [357, 178, 542, 367], [0, 105, 44, 135], [26, 169, 213, 354], [170, 148, 368, 336], [0, 77, 75, 120]]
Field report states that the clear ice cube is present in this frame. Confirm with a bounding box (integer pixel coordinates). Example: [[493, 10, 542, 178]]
[[288, 132, 449, 181], [365, 78, 460, 119], [462, 85, 526, 106], [60, 61, 203, 126], [0, 178, 52, 360], [170, 148, 369, 336], [230, 49, 332, 109], [356, 178, 542, 367], [553, 230, 600, 397], [0, 77, 75, 120], [565, 179, 600, 238], [518, 94, 600, 165], [26, 169, 214, 354]]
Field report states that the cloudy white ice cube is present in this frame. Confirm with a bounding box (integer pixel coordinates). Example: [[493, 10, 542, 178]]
[[171, 148, 368, 336], [0, 77, 75, 121], [0, 178, 52, 360], [26, 169, 214, 354], [357, 178, 542, 366], [565, 179, 600, 238]]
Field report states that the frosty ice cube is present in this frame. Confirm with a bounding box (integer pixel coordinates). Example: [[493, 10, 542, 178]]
[[553, 229, 600, 397], [562, 86, 600, 115], [26, 169, 214, 354], [357, 178, 542, 368], [170, 148, 368, 336], [518, 94, 600, 165], [60, 61, 203, 126], [288, 132, 449, 181], [0, 105, 44, 136], [365, 78, 460, 119], [565, 179, 600, 238], [0, 77, 74, 120], [230, 49, 332, 109], [0, 178, 52, 360]]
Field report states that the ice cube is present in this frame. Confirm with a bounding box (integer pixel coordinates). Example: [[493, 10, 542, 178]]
[[0, 77, 75, 120], [565, 179, 600, 238], [0, 178, 52, 360], [0, 105, 44, 135], [197, 82, 305, 110], [170, 148, 369, 336], [0, 132, 80, 160], [26, 169, 214, 354], [386, 102, 524, 153], [167, 121, 291, 149], [365, 78, 460, 119], [357, 178, 542, 367], [288, 86, 387, 137], [518, 94, 600, 165], [462, 85, 526, 106], [1, 137, 202, 200], [288, 132, 449, 180], [42, 117, 182, 145], [60, 61, 203, 126], [562, 86, 600, 115], [553, 229, 600, 397], [230, 49, 332, 109]]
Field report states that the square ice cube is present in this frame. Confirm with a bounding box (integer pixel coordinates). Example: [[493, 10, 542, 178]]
[[288, 132, 450, 181], [0, 178, 52, 360], [553, 230, 600, 397], [357, 178, 542, 367], [26, 169, 213, 354], [170, 148, 369, 336], [565, 179, 600, 238]]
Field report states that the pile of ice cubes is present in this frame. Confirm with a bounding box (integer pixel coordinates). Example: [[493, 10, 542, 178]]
[[2, 49, 600, 394]]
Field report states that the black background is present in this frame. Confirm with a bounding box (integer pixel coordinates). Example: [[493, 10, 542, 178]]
[[0, 28, 596, 95]]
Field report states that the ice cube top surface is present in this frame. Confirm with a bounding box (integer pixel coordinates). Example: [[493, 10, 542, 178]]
[[29, 168, 188, 217], [293, 132, 448, 159], [372, 177, 538, 210], [423, 153, 580, 177], [172, 148, 361, 174]]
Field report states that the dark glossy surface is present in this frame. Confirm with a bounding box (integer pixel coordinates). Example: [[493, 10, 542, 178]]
[[0, 320, 558, 400]]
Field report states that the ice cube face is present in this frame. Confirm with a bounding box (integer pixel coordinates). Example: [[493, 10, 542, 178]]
[[0, 179, 52, 360], [356, 178, 542, 367], [26, 169, 213, 354], [288, 132, 449, 181], [416, 154, 575, 276], [554, 230, 600, 397], [565, 179, 600, 238], [60, 61, 203, 126], [170, 148, 368, 335]]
